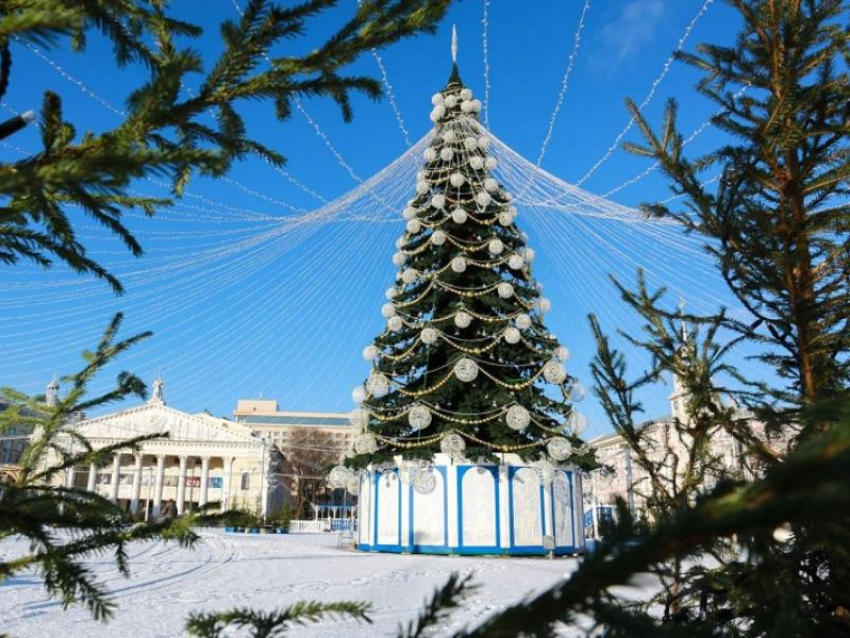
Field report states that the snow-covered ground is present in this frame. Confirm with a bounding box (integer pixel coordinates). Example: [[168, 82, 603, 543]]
[[0, 529, 581, 637]]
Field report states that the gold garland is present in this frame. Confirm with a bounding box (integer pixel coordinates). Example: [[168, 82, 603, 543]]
[[478, 365, 546, 389]]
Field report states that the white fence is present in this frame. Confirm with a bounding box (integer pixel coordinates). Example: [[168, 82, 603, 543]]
[[288, 519, 355, 533], [288, 519, 328, 533]]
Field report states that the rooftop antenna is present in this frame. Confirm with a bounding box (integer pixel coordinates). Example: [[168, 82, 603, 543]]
[[451, 24, 458, 63]]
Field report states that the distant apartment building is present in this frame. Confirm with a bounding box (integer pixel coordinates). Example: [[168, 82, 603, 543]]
[[233, 399, 354, 449]]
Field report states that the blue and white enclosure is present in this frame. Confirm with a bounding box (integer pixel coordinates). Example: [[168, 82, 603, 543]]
[[356, 454, 584, 555]]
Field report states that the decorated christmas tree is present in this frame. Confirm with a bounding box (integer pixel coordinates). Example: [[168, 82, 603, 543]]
[[331, 44, 590, 496]]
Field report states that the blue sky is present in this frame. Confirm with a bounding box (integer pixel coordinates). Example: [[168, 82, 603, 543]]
[[1, 1, 754, 438]]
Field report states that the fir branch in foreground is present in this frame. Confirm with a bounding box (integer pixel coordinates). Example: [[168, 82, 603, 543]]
[[185, 600, 372, 638]]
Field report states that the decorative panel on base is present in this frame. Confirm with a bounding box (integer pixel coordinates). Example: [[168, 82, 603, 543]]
[[356, 454, 584, 556]]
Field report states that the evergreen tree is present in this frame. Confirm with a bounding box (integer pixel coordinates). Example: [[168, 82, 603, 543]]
[[0, 0, 452, 293], [346, 64, 591, 470], [623, 0, 850, 435]]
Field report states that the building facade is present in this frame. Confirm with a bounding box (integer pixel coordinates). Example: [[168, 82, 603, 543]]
[[583, 373, 794, 535], [48, 379, 282, 518]]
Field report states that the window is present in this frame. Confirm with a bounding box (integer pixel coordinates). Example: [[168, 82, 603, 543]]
[[241, 472, 251, 490]]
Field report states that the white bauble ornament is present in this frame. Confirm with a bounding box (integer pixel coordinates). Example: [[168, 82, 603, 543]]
[[464, 136, 478, 151], [362, 345, 380, 361], [366, 371, 390, 398], [385, 286, 398, 300], [537, 459, 556, 486], [449, 172, 466, 187], [484, 178, 499, 193], [433, 104, 446, 118], [440, 148, 454, 161], [396, 237, 406, 249], [451, 256, 467, 273], [392, 252, 406, 266], [524, 248, 536, 263], [328, 465, 353, 489], [476, 191, 492, 207], [516, 313, 532, 330], [403, 206, 416, 219], [420, 327, 438, 345], [503, 327, 521, 344], [568, 411, 588, 435], [431, 230, 447, 245], [346, 475, 360, 496], [408, 404, 432, 431], [477, 135, 490, 150], [349, 407, 369, 428], [470, 99, 482, 112], [485, 157, 498, 170], [442, 129, 457, 142], [451, 207, 468, 224], [444, 95, 458, 109], [497, 282, 514, 299], [354, 432, 378, 454], [413, 467, 437, 494], [460, 88, 473, 100], [555, 345, 570, 362], [506, 404, 530, 431], [509, 205, 518, 217], [417, 170, 427, 181], [569, 382, 586, 402], [460, 100, 474, 113], [416, 180, 429, 194], [432, 195, 447, 210], [431, 93, 444, 106], [423, 148, 437, 162], [508, 254, 525, 270], [351, 387, 367, 405], [453, 357, 479, 382], [538, 298, 552, 313], [387, 316, 403, 332], [547, 437, 572, 461], [407, 218, 421, 233], [401, 268, 418, 284], [543, 360, 567, 384], [454, 311, 472, 328], [498, 211, 514, 226], [535, 281, 543, 291], [429, 110, 440, 123], [381, 302, 397, 319], [469, 156, 484, 170], [440, 433, 466, 458], [488, 238, 504, 255]]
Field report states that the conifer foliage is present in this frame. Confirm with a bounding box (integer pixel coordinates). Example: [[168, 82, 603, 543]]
[[0, 0, 452, 293], [346, 65, 590, 470]]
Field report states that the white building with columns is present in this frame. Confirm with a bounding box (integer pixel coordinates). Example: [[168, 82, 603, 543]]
[[50, 379, 282, 518]]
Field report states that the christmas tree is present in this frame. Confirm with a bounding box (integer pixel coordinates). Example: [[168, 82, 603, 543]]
[[337, 53, 589, 488]]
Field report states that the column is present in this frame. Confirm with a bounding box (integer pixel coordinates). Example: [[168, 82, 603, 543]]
[[87, 462, 97, 492], [199, 456, 210, 507], [130, 454, 144, 513], [152, 454, 166, 517], [109, 453, 121, 502], [221, 456, 234, 512], [260, 447, 270, 518], [65, 465, 76, 489], [176, 455, 188, 515]]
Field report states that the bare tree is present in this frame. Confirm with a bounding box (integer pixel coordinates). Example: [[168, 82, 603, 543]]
[[279, 428, 341, 519]]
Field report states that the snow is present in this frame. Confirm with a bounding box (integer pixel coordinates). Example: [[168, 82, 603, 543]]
[[0, 529, 581, 637]]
